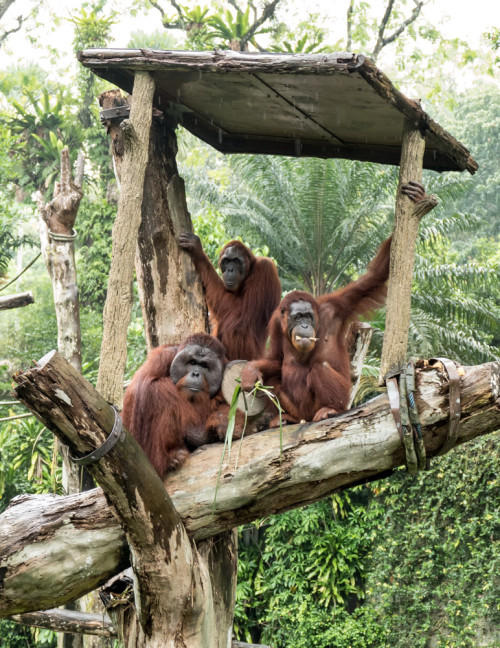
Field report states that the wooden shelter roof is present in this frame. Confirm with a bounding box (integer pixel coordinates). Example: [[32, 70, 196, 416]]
[[78, 49, 477, 174]]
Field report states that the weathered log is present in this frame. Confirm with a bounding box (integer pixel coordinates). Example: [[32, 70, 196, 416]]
[[2, 357, 498, 617], [347, 322, 373, 407], [137, 122, 209, 348], [11, 350, 231, 648], [98, 82, 225, 647], [99, 93, 208, 351], [0, 291, 34, 311], [35, 147, 89, 506], [11, 609, 116, 637]]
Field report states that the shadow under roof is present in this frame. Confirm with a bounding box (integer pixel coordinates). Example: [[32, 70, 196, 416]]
[[78, 49, 477, 174]]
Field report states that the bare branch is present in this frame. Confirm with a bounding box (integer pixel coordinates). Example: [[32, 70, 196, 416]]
[[371, 0, 424, 61], [227, 0, 243, 12], [10, 609, 116, 638], [0, 291, 34, 311], [0, 15, 22, 42], [0, 413, 33, 423], [241, 0, 281, 48], [371, 0, 396, 60], [150, 0, 184, 29], [0, 0, 15, 20]]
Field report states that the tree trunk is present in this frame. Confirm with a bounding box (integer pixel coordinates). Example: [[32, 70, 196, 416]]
[[379, 119, 438, 381], [34, 147, 88, 648], [99, 89, 228, 646], [3, 355, 498, 618], [35, 147, 83, 374]]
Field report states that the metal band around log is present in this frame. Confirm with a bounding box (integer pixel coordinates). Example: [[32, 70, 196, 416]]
[[430, 357, 461, 455], [48, 228, 77, 242], [387, 377, 403, 442], [405, 361, 427, 470], [70, 406, 124, 466]]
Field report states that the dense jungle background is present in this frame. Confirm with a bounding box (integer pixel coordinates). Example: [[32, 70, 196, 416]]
[[0, 0, 498, 646]]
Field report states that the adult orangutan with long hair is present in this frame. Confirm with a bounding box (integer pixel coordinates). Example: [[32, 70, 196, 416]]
[[122, 333, 238, 476], [179, 234, 281, 361], [241, 182, 426, 425]]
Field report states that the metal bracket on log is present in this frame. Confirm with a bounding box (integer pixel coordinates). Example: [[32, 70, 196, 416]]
[[99, 105, 130, 123]]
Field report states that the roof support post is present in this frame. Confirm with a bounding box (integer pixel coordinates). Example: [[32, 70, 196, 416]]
[[136, 116, 208, 349], [99, 94, 208, 350], [379, 119, 437, 382], [97, 71, 155, 406]]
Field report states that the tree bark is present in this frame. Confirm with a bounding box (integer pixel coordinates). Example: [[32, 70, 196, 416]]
[[137, 157, 208, 349], [347, 322, 373, 408], [99, 92, 208, 350], [96, 71, 155, 407], [379, 119, 438, 381], [0, 291, 34, 310], [3, 356, 498, 617]]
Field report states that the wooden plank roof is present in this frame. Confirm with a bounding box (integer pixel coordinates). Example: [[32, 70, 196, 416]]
[[78, 49, 477, 174]]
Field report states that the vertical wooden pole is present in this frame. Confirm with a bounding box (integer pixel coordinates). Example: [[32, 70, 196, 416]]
[[136, 117, 208, 349], [379, 120, 426, 381], [96, 72, 155, 406]]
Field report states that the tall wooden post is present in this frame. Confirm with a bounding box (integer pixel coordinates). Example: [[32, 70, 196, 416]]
[[379, 120, 437, 382], [136, 116, 208, 349], [96, 72, 155, 406], [99, 96, 208, 350]]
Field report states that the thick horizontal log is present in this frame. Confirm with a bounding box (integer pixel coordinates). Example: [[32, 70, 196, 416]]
[[1, 361, 498, 617], [0, 291, 34, 311], [0, 489, 129, 615], [11, 609, 116, 637], [12, 346, 208, 643]]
